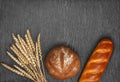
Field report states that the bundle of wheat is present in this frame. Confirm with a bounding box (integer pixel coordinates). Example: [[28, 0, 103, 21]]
[[1, 30, 46, 82]]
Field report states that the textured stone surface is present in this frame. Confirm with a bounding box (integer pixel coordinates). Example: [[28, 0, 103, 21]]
[[0, 0, 120, 82]]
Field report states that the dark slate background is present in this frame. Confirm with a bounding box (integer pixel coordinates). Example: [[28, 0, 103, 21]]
[[0, 0, 120, 82]]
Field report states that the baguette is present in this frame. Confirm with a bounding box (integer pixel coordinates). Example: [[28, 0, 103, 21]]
[[79, 38, 113, 82]]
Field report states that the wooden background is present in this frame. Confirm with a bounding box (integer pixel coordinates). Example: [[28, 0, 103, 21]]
[[0, 0, 120, 82]]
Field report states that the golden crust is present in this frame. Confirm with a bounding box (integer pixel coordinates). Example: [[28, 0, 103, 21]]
[[45, 45, 81, 80], [79, 38, 113, 82]]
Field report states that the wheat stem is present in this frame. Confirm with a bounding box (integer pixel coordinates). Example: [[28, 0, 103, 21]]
[[1, 63, 24, 76]]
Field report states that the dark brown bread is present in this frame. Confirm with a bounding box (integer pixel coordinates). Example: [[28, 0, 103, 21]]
[[45, 45, 81, 80], [79, 38, 113, 82]]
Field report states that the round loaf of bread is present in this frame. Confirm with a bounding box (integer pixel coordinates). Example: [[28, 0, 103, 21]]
[[45, 45, 80, 80]]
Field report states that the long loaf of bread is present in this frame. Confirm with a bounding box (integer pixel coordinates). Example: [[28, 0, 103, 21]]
[[79, 38, 113, 82]]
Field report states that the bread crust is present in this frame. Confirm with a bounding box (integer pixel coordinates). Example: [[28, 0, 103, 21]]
[[79, 38, 113, 82], [45, 45, 81, 80]]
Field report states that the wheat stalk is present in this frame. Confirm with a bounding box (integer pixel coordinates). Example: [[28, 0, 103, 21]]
[[1, 30, 47, 82]]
